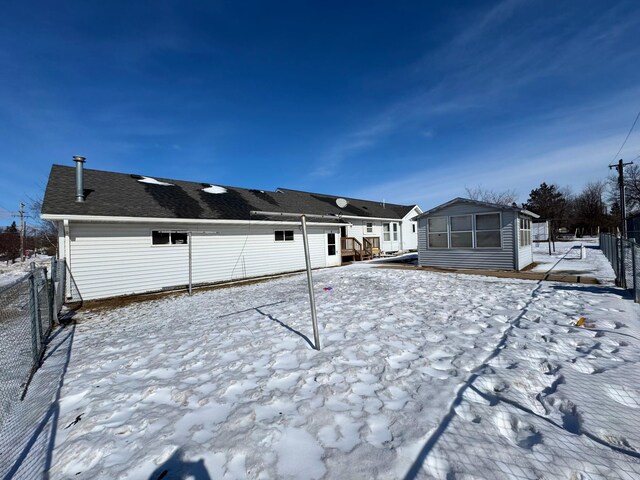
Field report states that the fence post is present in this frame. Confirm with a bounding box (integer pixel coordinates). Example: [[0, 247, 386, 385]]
[[29, 273, 42, 364], [632, 243, 638, 303]]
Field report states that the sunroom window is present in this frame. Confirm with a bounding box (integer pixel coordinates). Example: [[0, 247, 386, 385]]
[[475, 214, 501, 248], [450, 215, 472, 248], [427, 217, 448, 248]]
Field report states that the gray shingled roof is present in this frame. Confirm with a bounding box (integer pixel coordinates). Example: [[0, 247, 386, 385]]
[[42, 165, 416, 222], [414, 197, 540, 219]]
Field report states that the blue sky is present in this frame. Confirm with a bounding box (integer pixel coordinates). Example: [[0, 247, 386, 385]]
[[1, 0, 640, 220]]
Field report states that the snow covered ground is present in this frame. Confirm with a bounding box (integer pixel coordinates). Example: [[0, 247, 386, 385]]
[[0, 255, 51, 288], [6, 247, 640, 479], [531, 238, 616, 283]]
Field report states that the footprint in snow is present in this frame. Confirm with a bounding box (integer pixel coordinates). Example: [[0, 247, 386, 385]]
[[494, 410, 543, 449], [605, 385, 640, 409]]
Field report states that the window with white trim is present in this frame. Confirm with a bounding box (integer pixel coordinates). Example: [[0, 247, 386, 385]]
[[392, 223, 398, 241], [475, 213, 501, 248], [365, 222, 373, 234], [427, 217, 448, 248], [383, 223, 391, 241], [275, 230, 294, 241], [327, 233, 336, 255], [450, 215, 472, 248], [152, 231, 188, 245], [519, 218, 531, 246]]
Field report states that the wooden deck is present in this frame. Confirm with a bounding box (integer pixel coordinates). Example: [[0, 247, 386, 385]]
[[341, 236, 381, 261]]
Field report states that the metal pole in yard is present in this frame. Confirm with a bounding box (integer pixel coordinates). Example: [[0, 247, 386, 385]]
[[301, 215, 320, 350], [188, 231, 193, 296], [632, 242, 638, 303]]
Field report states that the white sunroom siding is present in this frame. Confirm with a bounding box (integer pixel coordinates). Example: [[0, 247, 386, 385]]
[[516, 217, 534, 269], [67, 222, 334, 301], [417, 205, 517, 270]]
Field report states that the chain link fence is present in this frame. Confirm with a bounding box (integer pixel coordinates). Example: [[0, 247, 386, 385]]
[[0, 258, 66, 430], [600, 233, 639, 303]]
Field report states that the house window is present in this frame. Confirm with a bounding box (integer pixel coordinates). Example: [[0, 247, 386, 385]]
[[475, 213, 501, 248], [412, 224, 416, 233], [450, 215, 472, 248], [152, 231, 188, 245], [327, 233, 336, 255], [392, 223, 398, 241], [520, 218, 531, 246], [383, 223, 391, 241], [365, 222, 373, 234], [275, 230, 294, 241], [427, 217, 448, 248]]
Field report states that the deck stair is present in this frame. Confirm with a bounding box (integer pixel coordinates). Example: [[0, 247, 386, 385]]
[[341, 236, 380, 261]]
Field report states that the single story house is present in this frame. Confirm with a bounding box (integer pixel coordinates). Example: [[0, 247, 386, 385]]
[[42, 159, 421, 301], [414, 197, 540, 271]]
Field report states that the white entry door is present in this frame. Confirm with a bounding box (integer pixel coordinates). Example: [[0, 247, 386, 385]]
[[382, 222, 399, 252], [326, 230, 341, 266]]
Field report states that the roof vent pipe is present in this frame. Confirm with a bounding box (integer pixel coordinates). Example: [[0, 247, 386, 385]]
[[73, 155, 86, 203]]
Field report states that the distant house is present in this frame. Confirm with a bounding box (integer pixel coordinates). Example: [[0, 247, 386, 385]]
[[414, 197, 540, 271], [42, 160, 420, 301]]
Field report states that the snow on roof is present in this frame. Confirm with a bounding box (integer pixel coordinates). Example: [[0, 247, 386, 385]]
[[137, 176, 174, 186], [202, 185, 228, 194]]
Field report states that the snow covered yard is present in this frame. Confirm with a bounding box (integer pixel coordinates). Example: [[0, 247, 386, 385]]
[[22, 252, 640, 479], [531, 239, 615, 283], [0, 255, 52, 288]]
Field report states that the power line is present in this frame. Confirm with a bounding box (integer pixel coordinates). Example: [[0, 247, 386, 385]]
[[610, 109, 640, 164]]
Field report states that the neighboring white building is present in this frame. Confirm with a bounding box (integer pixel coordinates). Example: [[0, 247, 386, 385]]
[[42, 160, 420, 301]]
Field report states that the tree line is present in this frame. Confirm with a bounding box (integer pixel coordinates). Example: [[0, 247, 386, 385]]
[[466, 164, 640, 237]]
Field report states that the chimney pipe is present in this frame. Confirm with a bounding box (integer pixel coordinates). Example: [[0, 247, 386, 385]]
[[73, 155, 86, 203]]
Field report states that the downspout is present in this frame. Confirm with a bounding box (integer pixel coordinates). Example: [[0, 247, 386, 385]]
[[64, 219, 72, 299]]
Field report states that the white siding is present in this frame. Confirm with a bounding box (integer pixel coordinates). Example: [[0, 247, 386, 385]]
[[516, 216, 533, 269], [66, 222, 335, 301], [347, 221, 383, 245], [401, 207, 420, 251]]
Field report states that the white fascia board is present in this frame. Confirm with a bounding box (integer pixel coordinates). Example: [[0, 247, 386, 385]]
[[401, 206, 422, 220], [339, 215, 402, 222], [41, 214, 346, 227]]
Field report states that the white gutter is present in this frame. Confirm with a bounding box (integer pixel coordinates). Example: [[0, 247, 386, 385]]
[[339, 215, 404, 222], [41, 214, 347, 227]]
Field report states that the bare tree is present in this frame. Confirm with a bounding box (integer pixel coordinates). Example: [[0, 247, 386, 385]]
[[464, 185, 518, 205], [573, 181, 612, 235], [26, 196, 58, 255]]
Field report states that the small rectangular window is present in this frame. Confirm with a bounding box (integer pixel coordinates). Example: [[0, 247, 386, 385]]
[[275, 230, 294, 241], [519, 218, 531, 247], [171, 232, 188, 244], [412, 224, 416, 233], [152, 231, 187, 245], [383, 223, 391, 241], [392, 223, 398, 241], [152, 231, 170, 245]]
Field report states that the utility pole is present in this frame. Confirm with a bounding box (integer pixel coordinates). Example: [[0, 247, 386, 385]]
[[19, 202, 25, 262], [609, 159, 634, 288], [609, 159, 634, 238]]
